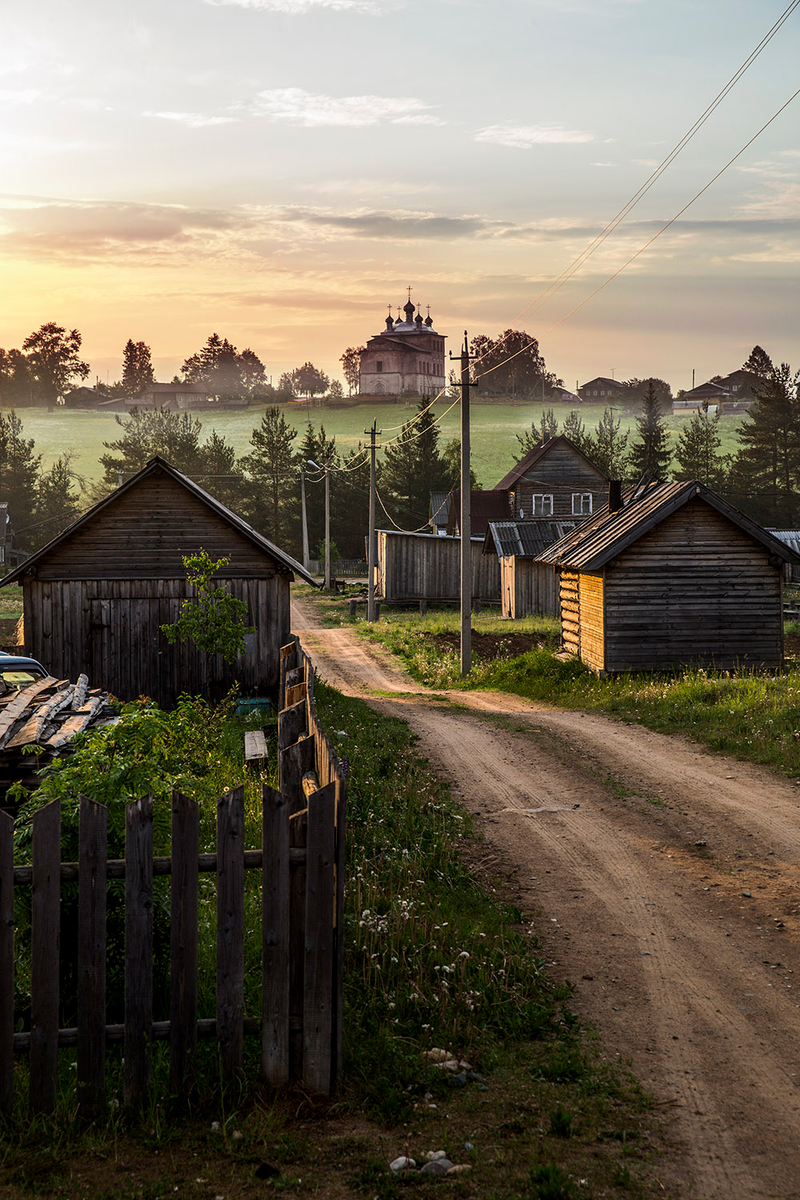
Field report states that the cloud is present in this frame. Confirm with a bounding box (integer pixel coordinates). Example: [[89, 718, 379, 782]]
[[284, 208, 496, 239], [144, 110, 237, 128], [739, 181, 800, 219], [474, 123, 593, 149], [245, 87, 439, 127], [0, 88, 42, 105], [206, 0, 389, 10], [591, 161, 617, 168]]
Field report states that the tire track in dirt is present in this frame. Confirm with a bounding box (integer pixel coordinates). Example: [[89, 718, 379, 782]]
[[294, 600, 800, 1198]]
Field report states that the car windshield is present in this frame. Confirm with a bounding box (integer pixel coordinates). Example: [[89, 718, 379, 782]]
[[1, 667, 44, 688]]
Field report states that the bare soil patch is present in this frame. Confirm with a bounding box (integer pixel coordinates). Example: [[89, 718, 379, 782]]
[[421, 629, 555, 661]]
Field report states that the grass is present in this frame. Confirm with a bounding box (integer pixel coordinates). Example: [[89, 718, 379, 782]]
[[0, 583, 22, 619], [295, 590, 800, 780], [10, 397, 748, 488], [1, 681, 663, 1199]]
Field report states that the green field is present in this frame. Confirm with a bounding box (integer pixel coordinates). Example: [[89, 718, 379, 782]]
[[16, 399, 747, 487]]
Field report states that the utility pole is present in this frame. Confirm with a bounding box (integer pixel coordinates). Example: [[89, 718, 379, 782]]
[[324, 464, 331, 591], [364, 419, 381, 622], [300, 466, 310, 572], [450, 332, 478, 675]]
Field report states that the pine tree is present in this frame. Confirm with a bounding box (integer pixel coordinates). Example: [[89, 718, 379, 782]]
[[516, 409, 559, 458], [298, 424, 337, 554], [742, 345, 774, 380], [561, 411, 593, 456], [628, 382, 672, 481], [121, 339, 155, 396], [442, 438, 478, 491], [381, 401, 449, 528], [590, 408, 628, 478], [197, 429, 249, 516], [674, 410, 726, 488], [33, 456, 82, 548], [241, 407, 299, 549], [0, 411, 42, 545], [732, 362, 800, 524], [98, 410, 205, 489]]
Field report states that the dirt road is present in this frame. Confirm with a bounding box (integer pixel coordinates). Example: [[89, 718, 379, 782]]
[[294, 599, 800, 1199]]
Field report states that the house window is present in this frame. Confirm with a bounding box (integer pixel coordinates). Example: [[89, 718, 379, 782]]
[[376, 361, 383, 373], [531, 494, 553, 517], [572, 493, 592, 515]]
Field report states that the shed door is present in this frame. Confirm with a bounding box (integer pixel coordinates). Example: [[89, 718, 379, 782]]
[[89, 598, 168, 702]]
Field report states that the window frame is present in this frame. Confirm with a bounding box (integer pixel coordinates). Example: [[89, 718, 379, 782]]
[[571, 492, 592, 515]]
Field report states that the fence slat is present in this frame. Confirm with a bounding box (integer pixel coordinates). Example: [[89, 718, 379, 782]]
[[30, 800, 61, 1114], [170, 792, 199, 1095], [280, 736, 316, 811], [217, 786, 244, 1079], [333, 779, 347, 1088], [303, 782, 336, 1093], [0, 811, 13, 1116], [125, 794, 153, 1107], [262, 785, 290, 1084], [77, 797, 107, 1117]]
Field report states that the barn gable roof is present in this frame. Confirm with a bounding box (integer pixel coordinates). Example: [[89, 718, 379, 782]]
[[0, 456, 317, 586], [483, 519, 583, 558], [534, 480, 800, 572], [494, 434, 609, 491]]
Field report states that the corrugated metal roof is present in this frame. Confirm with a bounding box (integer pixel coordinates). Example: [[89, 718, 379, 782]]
[[483, 519, 582, 558], [767, 529, 800, 556], [535, 480, 800, 571], [429, 491, 450, 526], [493, 433, 608, 491]]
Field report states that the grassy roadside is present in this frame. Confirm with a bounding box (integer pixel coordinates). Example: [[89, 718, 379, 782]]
[[297, 587, 800, 779], [0, 681, 664, 1200]]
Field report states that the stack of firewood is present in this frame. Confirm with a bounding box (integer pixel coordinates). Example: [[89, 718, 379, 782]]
[[0, 674, 117, 807]]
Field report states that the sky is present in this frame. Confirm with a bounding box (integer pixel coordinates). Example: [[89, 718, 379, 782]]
[[1, 0, 799, 393]]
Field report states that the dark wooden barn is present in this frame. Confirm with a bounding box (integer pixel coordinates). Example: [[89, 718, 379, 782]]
[[376, 529, 500, 603], [483, 520, 580, 618], [494, 434, 609, 521], [0, 456, 315, 707], [536, 480, 800, 674]]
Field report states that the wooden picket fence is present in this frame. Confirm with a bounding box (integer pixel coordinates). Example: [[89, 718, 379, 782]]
[[0, 636, 346, 1115]]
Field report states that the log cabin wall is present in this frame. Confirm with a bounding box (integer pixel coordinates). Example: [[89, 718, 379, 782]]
[[603, 498, 783, 670], [560, 571, 581, 658], [19, 469, 293, 706], [512, 441, 607, 521]]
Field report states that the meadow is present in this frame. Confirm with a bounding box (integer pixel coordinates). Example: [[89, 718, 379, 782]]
[[16, 398, 747, 487]]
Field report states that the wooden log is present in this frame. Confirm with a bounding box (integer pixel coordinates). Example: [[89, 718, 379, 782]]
[[77, 797, 107, 1118], [302, 782, 336, 1094], [217, 786, 244, 1079], [124, 794, 153, 1107], [0, 811, 13, 1116], [30, 800, 61, 1114], [262, 785, 290, 1085], [170, 793, 199, 1096]]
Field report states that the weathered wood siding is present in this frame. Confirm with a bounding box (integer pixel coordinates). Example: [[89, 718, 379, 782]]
[[512, 442, 607, 520], [560, 571, 580, 658], [377, 533, 500, 601], [603, 498, 783, 670], [33, 472, 274, 581], [23, 577, 289, 705], [578, 572, 605, 672], [500, 558, 560, 618]]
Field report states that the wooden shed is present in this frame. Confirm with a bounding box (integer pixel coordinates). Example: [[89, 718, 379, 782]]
[[376, 529, 500, 603], [535, 480, 800, 674], [483, 520, 580, 618], [0, 456, 315, 707]]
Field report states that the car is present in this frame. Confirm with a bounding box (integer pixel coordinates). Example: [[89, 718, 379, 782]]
[[0, 653, 48, 691]]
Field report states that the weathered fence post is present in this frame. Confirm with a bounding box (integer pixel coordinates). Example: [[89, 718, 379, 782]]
[[0, 811, 13, 1116], [77, 796, 107, 1118], [30, 800, 60, 1114], [262, 785, 290, 1084], [333, 778, 347, 1087], [170, 792, 199, 1095], [303, 782, 336, 1093], [125, 794, 153, 1108], [217, 786, 244, 1080]]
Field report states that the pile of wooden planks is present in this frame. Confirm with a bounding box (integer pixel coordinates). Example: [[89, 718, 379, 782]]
[[0, 673, 116, 807]]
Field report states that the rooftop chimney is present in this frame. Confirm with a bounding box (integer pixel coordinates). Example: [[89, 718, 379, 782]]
[[608, 480, 623, 513]]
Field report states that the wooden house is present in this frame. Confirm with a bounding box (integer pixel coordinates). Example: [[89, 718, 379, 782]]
[[0, 457, 315, 707], [536, 480, 800, 674], [446, 490, 511, 537], [484, 519, 580, 618], [376, 530, 500, 603], [494, 434, 609, 521]]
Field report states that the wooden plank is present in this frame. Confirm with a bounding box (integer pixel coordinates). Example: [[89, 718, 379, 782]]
[[77, 797, 107, 1118], [124, 794, 153, 1107], [0, 811, 13, 1115], [217, 786, 244, 1079], [0, 677, 60, 747], [262, 785, 290, 1085], [12, 846, 305, 886], [284, 682, 307, 709], [29, 800, 61, 1114], [170, 793, 199, 1095], [302, 782, 336, 1094], [280, 737, 316, 810], [245, 731, 268, 763], [279, 700, 307, 755]]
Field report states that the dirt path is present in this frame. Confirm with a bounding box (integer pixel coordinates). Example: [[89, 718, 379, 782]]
[[294, 598, 800, 1199]]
